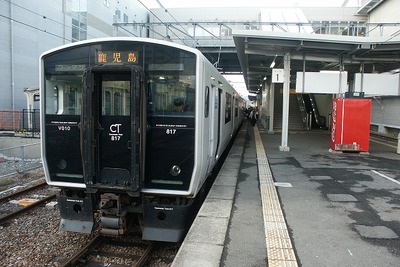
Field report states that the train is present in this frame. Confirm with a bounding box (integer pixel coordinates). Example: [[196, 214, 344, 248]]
[[39, 37, 245, 242]]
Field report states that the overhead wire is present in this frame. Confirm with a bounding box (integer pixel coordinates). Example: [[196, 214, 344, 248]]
[[3, 0, 63, 26], [0, 13, 69, 41], [137, 0, 187, 45], [2, 0, 98, 41], [155, 0, 199, 43], [137, 0, 221, 66]]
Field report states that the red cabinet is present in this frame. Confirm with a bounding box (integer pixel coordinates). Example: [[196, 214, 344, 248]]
[[330, 98, 372, 152]]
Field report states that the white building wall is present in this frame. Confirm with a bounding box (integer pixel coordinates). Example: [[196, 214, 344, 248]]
[[87, 0, 148, 38], [0, 0, 68, 111], [0, 1, 12, 110], [367, 0, 400, 134], [367, 0, 400, 37], [371, 97, 400, 136]]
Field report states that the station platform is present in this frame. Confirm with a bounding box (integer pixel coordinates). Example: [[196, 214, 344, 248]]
[[172, 121, 400, 267]]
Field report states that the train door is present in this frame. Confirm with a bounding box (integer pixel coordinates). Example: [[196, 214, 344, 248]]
[[216, 88, 223, 158], [81, 66, 146, 194], [209, 85, 222, 163]]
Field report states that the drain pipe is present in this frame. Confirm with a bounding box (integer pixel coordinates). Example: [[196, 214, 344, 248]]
[[10, 3, 15, 111]]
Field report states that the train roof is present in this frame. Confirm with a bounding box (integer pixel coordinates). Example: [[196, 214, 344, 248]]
[[40, 37, 204, 58]]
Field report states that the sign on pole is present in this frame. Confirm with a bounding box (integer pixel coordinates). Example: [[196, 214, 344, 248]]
[[272, 69, 284, 83]]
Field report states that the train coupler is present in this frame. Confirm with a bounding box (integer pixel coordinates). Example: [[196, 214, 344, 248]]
[[100, 216, 127, 235], [99, 193, 128, 235]]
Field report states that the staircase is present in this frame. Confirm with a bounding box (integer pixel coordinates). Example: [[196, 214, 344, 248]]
[[273, 91, 306, 130]]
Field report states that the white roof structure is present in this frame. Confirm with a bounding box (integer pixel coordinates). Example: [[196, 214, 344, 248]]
[[233, 30, 400, 92]]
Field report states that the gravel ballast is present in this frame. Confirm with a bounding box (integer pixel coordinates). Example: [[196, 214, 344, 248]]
[[0, 166, 178, 266]]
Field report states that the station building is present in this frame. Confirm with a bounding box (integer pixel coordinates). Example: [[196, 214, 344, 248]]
[[1, 0, 399, 138]]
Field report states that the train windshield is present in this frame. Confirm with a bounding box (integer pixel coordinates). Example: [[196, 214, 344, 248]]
[[41, 41, 196, 190], [42, 43, 196, 116]]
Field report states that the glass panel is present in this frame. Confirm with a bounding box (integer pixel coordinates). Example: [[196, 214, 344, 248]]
[[72, 18, 79, 27], [102, 80, 130, 116], [45, 79, 82, 115], [80, 16, 87, 28], [104, 91, 111, 115], [43, 46, 89, 115], [225, 92, 232, 123], [114, 92, 121, 115], [205, 86, 209, 118], [235, 98, 238, 117], [72, 25, 79, 41], [146, 46, 196, 114], [80, 29, 87, 40]]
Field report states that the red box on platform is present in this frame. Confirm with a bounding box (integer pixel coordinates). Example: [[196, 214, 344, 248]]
[[330, 98, 372, 152]]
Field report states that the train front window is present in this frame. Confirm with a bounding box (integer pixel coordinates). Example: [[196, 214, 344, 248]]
[[144, 46, 196, 190], [146, 48, 196, 114], [45, 79, 82, 115], [43, 47, 88, 116]]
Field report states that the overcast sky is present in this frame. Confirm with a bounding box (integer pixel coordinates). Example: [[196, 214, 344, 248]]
[[141, 0, 362, 9]]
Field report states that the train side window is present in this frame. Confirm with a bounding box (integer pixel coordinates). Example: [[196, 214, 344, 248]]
[[225, 92, 232, 123], [235, 97, 238, 117], [205, 86, 209, 118]]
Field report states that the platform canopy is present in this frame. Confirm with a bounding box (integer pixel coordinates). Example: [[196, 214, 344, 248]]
[[233, 30, 400, 93]]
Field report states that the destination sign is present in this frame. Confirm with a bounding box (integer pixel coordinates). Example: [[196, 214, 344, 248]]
[[96, 50, 138, 64]]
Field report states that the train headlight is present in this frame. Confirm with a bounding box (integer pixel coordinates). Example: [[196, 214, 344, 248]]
[[57, 159, 67, 169], [170, 165, 181, 176]]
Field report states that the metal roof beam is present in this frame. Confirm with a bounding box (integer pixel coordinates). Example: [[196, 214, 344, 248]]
[[356, 0, 385, 15]]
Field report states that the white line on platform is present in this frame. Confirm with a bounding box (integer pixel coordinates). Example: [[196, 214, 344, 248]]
[[371, 170, 400, 186], [274, 182, 293, 188]]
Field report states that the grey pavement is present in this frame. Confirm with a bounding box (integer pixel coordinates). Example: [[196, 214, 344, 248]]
[[0, 134, 41, 159], [261, 129, 400, 266], [173, 123, 400, 267], [220, 123, 266, 267]]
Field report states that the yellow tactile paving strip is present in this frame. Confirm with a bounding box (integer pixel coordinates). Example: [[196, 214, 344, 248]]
[[254, 126, 298, 267]]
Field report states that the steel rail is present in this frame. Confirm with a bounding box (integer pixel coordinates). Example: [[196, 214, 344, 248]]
[[0, 181, 47, 204], [0, 193, 56, 225]]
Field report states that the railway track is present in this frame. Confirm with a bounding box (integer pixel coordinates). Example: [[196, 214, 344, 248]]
[[60, 234, 155, 267], [0, 181, 47, 204], [0, 181, 56, 226]]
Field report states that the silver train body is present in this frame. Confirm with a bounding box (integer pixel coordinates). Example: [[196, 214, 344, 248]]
[[40, 37, 244, 242]]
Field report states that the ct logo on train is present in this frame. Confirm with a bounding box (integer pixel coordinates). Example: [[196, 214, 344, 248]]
[[109, 123, 123, 141]]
